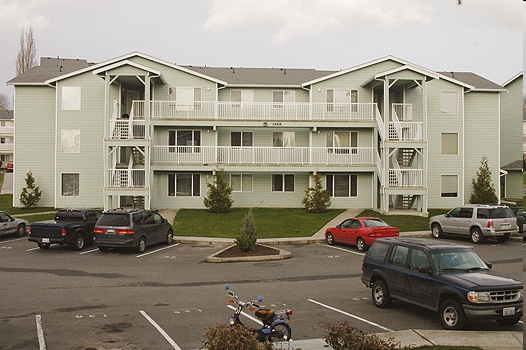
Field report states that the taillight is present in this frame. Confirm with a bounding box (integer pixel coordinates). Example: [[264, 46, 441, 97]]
[[116, 229, 134, 235], [94, 228, 106, 234], [28, 226, 32, 234], [61, 228, 66, 236], [487, 220, 494, 228], [287, 310, 292, 315]]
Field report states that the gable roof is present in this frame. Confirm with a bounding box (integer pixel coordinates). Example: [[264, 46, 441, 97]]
[[438, 72, 507, 92], [501, 159, 523, 171], [502, 72, 523, 87], [6, 57, 93, 86], [0, 110, 13, 120]]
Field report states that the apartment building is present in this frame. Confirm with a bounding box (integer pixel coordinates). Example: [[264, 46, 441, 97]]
[[0, 110, 14, 167], [7, 52, 513, 213]]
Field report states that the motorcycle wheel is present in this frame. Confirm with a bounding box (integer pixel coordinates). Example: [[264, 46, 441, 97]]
[[268, 323, 291, 342]]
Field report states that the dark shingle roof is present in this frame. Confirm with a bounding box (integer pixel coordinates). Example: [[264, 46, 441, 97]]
[[438, 72, 505, 91], [7, 57, 92, 85], [182, 66, 336, 86], [502, 160, 523, 171], [0, 110, 13, 120]]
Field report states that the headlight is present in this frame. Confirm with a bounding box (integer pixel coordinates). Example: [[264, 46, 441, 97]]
[[467, 291, 491, 303]]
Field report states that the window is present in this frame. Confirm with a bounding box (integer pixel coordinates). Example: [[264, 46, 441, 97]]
[[168, 173, 200, 197], [169, 130, 201, 153], [273, 132, 295, 147], [62, 173, 79, 196], [273, 90, 295, 108], [441, 91, 458, 114], [389, 245, 409, 267], [61, 86, 81, 110], [410, 249, 428, 270], [326, 131, 358, 154], [231, 132, 253, 147], [327, 89, 358, 112], [231, 174, 253, 192], [272, 174, 294, 192], [441, 175, 458, 197], [231, 90, 254, 108], [326, 174, 357, 197], [61, 129, 80, 153], [168, 87, 201, 111], [441, 133, 458, 155]]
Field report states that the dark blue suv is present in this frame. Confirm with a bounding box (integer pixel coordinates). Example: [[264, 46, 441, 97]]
[[361, 237, 522, 330]]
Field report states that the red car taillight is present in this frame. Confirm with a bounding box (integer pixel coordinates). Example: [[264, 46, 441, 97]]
[[116, 229, 134, 235], [61, 228, 66, 236], [28, 226, 32, 234], [487, 219, 494, 228], [94, 228, 106, 234]]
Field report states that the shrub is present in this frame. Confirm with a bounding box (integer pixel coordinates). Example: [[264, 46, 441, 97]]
[[325, 323, 401, 350], [469, 155, 498, 204], [235, 209, 257, 252], [19, 170, 42, 209], [302, 173, 331, 213], [204, 168, 233, 213], [200, 324, 273, 350]]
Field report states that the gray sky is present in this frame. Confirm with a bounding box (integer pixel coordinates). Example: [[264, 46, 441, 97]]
[[0, 0, 522, 106]]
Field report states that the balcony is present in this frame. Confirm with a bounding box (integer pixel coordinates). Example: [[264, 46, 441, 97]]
[[388, 169, 423, 187], [0, 143, 13, 152], [388, 122, 423, 141], [108, 120, 147, 140], [108, 169, 146, 188], [133, 101, 379, 122], [152, 146, 376, 166]]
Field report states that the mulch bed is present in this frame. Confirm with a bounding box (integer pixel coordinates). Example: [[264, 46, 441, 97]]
[[215, 244, 280, 258]]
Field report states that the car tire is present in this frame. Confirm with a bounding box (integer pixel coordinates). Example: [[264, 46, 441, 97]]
[[166, 230, 173, 245], [15, 223, 26, 237], [326, 232, 335, 245], [371, 280, 391, 308], [497, 234, 510, 243], [98, 246, 109, 252], [73, 233, 85, 251], [496, 316, 520, 327], [137, 236, 147, 253], [439, 299, 465, 330], [356, 237, 368, 252], [470, 228, 484, 244], [431, 223, 443, 239], [38, 243, 50, 249]]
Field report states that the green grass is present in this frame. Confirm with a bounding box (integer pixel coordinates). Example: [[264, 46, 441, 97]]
[[358, 209, 449, 232], [0, 194, 54, 215], [174, 208, 345, 238]]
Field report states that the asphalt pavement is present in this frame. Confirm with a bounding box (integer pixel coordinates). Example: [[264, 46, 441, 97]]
[[163, 208, 524, 350]]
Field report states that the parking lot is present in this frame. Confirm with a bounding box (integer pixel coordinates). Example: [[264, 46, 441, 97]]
[[0, 235, 522, 349]]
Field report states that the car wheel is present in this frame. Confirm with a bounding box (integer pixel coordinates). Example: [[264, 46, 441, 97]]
[[38, 243, 50, 249], [73, 234, 85, 251], [15, 223, 26, 237], [326, 232, 335, 245], [470, 228, 484, 244], [166, 230, 173, 245], [439, 299, 465, 330], [137, 236, 147, 253], [356, 237, 368, 252], [496, 316, 520, 327], [371, 280, 391, 308], [431, 223, 443, 239], [497, 234, 510, 243], [98, 246, 109, 252]]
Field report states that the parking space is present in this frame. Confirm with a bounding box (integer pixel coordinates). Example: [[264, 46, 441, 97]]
[[0, 236, 522, 349]]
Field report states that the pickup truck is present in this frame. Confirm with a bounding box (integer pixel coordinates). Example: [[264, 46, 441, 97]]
[[28, 209, 102, 250]]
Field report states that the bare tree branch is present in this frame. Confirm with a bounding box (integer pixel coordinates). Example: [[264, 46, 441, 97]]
[[16, 27, 37, 75], [0, 94, 10, 110]]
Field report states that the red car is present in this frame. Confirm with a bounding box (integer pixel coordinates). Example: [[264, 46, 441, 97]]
[[325, 217, 399, 252], [6, 161, 13, 173]]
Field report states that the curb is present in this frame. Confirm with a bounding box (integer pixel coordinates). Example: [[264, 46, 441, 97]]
[[205, 244, 292, 263]]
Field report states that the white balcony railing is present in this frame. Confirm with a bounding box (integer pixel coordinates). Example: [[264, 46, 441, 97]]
[[0, 143, 14, 152], [109, 120, 147, 139], [388, 122, 423, 141], [392, 103, 413, 121], [109, 169, 146, 188], [388, 169, 423, 187], [152, 146, 376, 166]]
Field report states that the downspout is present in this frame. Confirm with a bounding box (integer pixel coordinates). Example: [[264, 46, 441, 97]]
[[53, 82, 58, 209]]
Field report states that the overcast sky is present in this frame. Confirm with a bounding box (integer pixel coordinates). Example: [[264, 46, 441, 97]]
[[0, 0, 522, 106]]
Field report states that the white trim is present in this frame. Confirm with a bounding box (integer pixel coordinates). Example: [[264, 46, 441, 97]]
[[502, 72, 522, 87]]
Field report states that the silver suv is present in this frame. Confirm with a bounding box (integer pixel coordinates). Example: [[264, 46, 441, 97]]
[[429, 204, 517, 243]]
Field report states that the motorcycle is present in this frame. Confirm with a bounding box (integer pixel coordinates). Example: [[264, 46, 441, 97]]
[[224, 284, 292, 342]]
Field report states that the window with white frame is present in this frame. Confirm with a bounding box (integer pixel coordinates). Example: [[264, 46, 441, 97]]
[[230, 90, 254, 108], [327, 89, 358, 112], [441, 175, 458, 197], [231, 174, 253, 192], [168, 130, 201, 153], [441, 133, 458, 155], [326, 174, 357, 197], [169, 87, 201, 111], [61, 86, 81, 110], [62, 173, 79, 196], [231, 132, 253, 147], [272, 90, 295, 108], [326, 131, 358, 154], [272, 132, 295, 147], [168, 173, 200, 196], [440, 91, 458, 114], [272, 174, 294, 192], [61, 129, 80, 153]]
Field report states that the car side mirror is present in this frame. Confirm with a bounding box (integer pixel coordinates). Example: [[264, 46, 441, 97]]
[[336, 224, 341, 228], [418, 266, 433, 275], [485, 262, 492, 269]]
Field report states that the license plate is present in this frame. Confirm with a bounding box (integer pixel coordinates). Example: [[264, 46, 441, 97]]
[[107, 229, 115, 235], [42, 238, 50, 243], [503, 307, 515, 316]]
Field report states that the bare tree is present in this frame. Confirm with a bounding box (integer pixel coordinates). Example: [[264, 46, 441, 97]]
[[0, 94, 9, 110], [16, 27, 37, 75]]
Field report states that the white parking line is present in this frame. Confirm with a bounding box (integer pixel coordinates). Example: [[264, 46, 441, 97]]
[[26, 247, 40, 251], [140, 310, 182, 350], [226, 304, 263, 326], [136, 243, 180, 258], [1, 237, 26, 244], [319, 243, 366, 256], [79, 248, 99, 255], [308, 299, 393, 332], [36, 314, 47, 350]]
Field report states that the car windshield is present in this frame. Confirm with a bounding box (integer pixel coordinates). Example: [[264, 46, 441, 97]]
[[363, 219, 388, 228], [431, 248, 488, 272]]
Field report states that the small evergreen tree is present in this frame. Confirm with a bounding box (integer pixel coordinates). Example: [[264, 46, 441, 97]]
[[20, 170, 42, 209], [203, 168, 233, 213], [469, 155, 498, 204], [235, 209, 257, 252], [302, 173, 331, 213]]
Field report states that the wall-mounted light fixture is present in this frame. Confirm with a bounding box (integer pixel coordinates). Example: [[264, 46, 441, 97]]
[[263, 122, 268, 127]]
